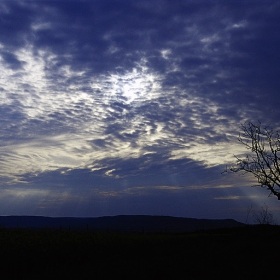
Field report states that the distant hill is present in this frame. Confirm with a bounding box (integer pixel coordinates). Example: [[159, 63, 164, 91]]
[[0, 215, 244, 232]]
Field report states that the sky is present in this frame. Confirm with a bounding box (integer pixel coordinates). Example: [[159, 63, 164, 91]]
[[0, 0, 280, 223]]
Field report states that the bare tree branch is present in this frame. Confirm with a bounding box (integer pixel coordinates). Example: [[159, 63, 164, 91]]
[[224, 121, 280, 200], [252, 203, 275, 225]]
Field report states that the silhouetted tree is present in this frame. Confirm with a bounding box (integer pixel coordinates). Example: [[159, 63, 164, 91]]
[[224, 121, 280, 200], [245, 204, 275, 225], [252, 203, 275, 225]]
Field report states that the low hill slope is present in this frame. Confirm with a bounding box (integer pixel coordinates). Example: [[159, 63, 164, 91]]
[[0, 215, 244, 232]]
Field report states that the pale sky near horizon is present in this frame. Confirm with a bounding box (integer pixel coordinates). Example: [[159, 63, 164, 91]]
[[0, 0, 280, 222]]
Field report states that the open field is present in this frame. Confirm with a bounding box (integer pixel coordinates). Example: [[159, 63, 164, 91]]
[[0, 225, 279, 279]]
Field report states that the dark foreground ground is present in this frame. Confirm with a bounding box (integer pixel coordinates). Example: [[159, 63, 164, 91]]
[[0, 225, 279, 279]]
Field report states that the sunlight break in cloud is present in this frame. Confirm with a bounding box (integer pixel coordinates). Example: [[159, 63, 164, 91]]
[[105, 62, 162, 104]]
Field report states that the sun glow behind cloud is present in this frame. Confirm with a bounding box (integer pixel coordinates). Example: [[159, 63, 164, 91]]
[[0, 43, 244, 182], [107, 64, 161, 104], [0, 48, 163, 178]]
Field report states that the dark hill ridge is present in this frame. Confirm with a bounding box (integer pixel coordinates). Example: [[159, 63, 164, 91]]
[[0, 215, 244, 232]]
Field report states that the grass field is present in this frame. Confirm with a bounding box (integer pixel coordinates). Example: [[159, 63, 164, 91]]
[[0, 225, 279, 279]]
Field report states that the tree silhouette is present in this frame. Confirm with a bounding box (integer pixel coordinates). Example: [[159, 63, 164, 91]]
[[224, 121, 280, 200], [252, 203, 275, 225]]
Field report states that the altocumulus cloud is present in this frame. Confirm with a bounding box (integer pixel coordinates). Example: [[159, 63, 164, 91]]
[[0, 1, 280, 221]]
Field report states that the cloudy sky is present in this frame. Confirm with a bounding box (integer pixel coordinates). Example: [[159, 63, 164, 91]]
[[0, 0, 280, 222]]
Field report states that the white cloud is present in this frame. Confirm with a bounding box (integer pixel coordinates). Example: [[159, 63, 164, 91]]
[[0, 44, 244, 181]]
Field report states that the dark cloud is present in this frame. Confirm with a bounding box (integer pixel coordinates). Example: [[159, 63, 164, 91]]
[[0, 2, 34, 48], [0, 51, 25, 69]]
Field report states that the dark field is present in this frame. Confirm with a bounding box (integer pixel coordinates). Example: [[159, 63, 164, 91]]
[[0, 226, 279, 279]]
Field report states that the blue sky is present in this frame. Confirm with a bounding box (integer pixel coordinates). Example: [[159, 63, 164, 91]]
[[0, 0, 280, 222]]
